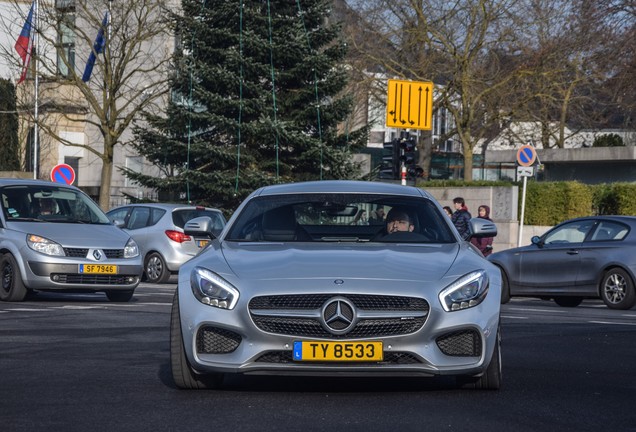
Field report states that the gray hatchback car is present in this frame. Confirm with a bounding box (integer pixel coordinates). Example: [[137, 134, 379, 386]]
[[0, 179, 142, 302], [106, 204, 226, 283]]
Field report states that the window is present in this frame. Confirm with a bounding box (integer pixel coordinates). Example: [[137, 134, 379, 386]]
[[590, 221, 629, 241], [125, 157, 143, 187], [56, 8, 76, 76], [544, 220, 595, 244]]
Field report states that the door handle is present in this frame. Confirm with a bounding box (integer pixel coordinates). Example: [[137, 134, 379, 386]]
[[566, 250, 579, 255]]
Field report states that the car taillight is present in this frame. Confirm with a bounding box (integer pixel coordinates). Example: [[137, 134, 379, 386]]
[[165, 230, 191, 243]]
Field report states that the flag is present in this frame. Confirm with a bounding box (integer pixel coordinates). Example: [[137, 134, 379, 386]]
[[15, 1, 35, 84], [82, 12, 109, 82]]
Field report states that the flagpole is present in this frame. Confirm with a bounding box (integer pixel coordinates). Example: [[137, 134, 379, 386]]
[[33, 0, 39, 179]]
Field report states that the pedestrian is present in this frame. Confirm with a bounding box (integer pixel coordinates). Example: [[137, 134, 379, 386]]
[[451, 197, 472, 239], [470, 205, 494, 256], [368, 205, 386, 225], [351, 209, 368, 225], [443, 206, 452, 217]]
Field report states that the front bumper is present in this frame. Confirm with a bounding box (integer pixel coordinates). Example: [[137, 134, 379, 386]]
[[26, 261, 142, 290], [178, 287, 500, 378]]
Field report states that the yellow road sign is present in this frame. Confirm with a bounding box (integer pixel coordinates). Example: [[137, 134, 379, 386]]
[[386, 79, 433, 130]]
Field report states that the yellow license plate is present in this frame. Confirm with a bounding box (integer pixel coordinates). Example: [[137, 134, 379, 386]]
[[293, 341, 383, 361], [79, 264, 118, 274]]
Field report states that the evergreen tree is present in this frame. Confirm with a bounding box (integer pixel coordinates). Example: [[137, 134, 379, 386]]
[[0, 79, 21, 171], [125, 0, 368, 212]]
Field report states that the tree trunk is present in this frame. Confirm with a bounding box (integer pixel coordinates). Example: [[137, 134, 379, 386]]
[[99, 155, 113, 211]]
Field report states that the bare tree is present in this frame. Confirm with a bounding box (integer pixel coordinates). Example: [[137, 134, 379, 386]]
[[344, 0, 536, 181], [2, 0, 173, 209]]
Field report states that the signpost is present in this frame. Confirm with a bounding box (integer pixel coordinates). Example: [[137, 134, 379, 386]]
[[385, 79, 433, 130], [50, 164, 76, 185], [516, 145, 538, 246]]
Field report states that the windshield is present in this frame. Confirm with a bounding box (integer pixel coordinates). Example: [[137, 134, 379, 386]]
[[1, 184, 111, 224], [225, 193, 455, 244]]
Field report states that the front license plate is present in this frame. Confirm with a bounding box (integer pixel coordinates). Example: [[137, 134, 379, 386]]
[[293, 341, 383, 362], [79, 264, 118, 274]]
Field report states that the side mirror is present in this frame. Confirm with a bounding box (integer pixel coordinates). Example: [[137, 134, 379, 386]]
[[468, 217, 497, 239], [531, 235, 543, 247], [184, 216, 216, 240], [112, 218, 125, 228]]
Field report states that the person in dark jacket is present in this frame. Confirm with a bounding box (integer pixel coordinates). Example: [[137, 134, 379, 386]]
[[451, 197, 472, 239], [470, 205, 494, 256]]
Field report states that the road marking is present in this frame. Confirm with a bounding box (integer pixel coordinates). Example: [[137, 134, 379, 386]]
[[588, 320, 636, 326], [3, 308, 52, 312], [508, 307, 567, 313], [501, 315, 528, 319], [51, 306, 104, 310]]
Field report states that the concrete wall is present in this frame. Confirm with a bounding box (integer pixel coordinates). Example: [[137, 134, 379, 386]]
[[425, 185, 552, 252]]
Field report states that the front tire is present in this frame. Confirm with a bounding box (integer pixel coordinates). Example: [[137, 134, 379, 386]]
[[145, 252, 171, 284], [554, 296, 583, 307], [0, 254, 28, 302], [170, 291, 223, 389], [458, 328, 502, 390], [600, 268, 636, 310], [499, 267, 511, 304]]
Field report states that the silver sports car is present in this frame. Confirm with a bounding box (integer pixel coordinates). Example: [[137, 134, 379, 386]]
[[171, 181, 502, 389]]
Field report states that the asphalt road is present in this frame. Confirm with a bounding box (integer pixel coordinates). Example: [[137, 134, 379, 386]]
[[1, 282, 635, 432]]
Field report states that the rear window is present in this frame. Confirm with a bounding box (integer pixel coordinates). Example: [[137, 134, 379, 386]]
[[173, 209, 226, 231]]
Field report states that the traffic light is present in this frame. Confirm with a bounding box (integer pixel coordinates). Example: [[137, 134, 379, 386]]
[[379, 138, 400, 179], [400, 134, 423, 179]]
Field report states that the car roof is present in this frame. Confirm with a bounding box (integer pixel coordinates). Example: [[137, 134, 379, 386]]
[[0, 178, 81, 190], [561, 215, 636, 224], [252, 180, 430, 198], [108, 203, 222, 212]]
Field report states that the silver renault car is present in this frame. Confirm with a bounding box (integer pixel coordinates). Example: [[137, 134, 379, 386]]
[[171, 181, 502, 390], [0, 179, 142, 302]]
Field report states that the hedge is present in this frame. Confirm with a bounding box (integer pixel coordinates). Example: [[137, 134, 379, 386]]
[[421, 179, 636, 225]]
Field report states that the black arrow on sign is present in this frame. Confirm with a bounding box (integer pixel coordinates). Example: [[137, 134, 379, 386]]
[[408, 85, 414, 125], [423, 86, 430, 127], [399, 84, 406, 124], [389, 82, 397, 122]]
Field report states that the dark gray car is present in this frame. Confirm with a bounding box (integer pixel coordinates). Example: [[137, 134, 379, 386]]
[[488, 216, 636, 309], [107, 204, 226, 283]]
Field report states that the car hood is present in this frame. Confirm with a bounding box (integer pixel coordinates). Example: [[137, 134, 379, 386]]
[[220, 242, 459, 282], [9, 222, 131, 248]]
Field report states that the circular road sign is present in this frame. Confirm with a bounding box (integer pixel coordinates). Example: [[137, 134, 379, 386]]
[[516, 145, 537, 167], [50, 163, 76, 185]]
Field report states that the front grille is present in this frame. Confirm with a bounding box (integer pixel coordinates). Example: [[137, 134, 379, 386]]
[[249, 294, 429, 339], [250, 294, 427, 311], [255, 350, 422, 365], [64, 248, 88, 258], [436, 330, 482, 357], [196, 327, 242, 354], [53, 274, 138, 285], [62, 248, 124, 259], [104, 249, 124, 259]]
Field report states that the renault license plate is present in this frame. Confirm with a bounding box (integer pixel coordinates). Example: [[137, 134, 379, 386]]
[[293, 341, 383, 361], [79, 264, 118, 274]]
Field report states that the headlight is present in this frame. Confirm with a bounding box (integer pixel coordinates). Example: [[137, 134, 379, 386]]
[[124, 238, 139, 258], [190, 267, 239, 310], [439, 270, 489, 312], [27, 234, 64, 256]]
